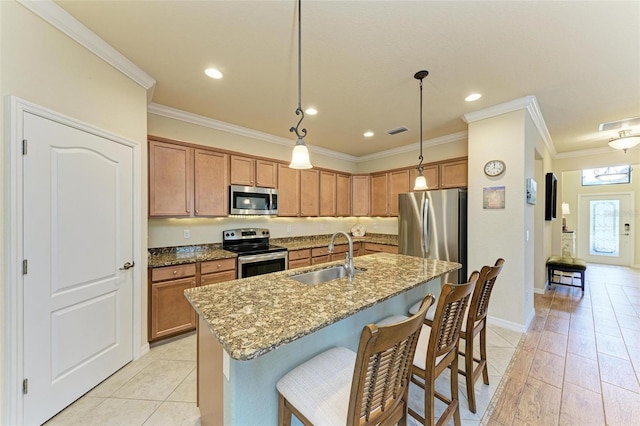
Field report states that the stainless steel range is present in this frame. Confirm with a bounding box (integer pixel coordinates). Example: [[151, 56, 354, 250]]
[[222, 228, 288, 279]]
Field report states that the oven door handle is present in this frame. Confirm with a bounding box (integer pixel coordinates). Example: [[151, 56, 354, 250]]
[[237, 252, 288, 264]]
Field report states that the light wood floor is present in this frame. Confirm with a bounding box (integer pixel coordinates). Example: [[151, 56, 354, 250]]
[[484, 263, 640, 425]]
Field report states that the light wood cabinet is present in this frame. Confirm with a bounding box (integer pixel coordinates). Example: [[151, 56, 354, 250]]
[[439, 158, 467, 189], [149, 140, 193, 217], [336, 174, 351, 216], [230, 155, 277, 188], [388, 169, 411, 216], [149, 264, 197, 342], [329, 242, 361, 261], [352, 175, 370, 217], [277, 164, 300, 217], [300, 169, 320, 217], [149, 140, 229, 217], [370, 173, 389, 216], [149, 260, 236, 342], [194, 149, 229, 216], [200, 258, 236, 286], [288, 249, 311, 269], [319, 171, 337, 216], [364, 243, 399, 255]]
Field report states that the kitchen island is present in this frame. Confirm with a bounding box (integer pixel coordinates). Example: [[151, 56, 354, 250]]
[[185, 253, 460, 425]]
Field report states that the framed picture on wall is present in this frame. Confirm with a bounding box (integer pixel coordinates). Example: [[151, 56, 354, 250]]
[[483, 186, 505, 209], [526, 178, 537, 205], [545, 172, 557, 220]]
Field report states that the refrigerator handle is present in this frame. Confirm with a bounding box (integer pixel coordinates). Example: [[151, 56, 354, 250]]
[[422, 196, 430, 256]]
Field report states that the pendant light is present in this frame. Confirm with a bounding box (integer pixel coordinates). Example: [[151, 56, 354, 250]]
[[608, 129, 640, 153], [289, 0, 312, 169], [413, 70, 429, 191]]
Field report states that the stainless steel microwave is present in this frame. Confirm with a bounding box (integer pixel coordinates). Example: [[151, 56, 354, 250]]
[[229, 185, 278, 215]]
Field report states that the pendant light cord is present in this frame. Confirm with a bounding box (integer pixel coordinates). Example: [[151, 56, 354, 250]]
[[290, 0, 307, 140], [417, 77, 424, 171]]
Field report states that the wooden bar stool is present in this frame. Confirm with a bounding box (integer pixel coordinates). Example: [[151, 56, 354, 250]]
[[276, 294, 435, 426], [458, 258, 504, 413]]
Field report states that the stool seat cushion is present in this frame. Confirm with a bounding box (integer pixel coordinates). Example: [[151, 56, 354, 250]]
[[276, 347, 356, 425], [546, 256, 587, 271], [376, 315, 445, 368]]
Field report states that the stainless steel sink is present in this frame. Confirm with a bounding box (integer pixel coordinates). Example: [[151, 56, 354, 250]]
[[290, 266, 365, 285]]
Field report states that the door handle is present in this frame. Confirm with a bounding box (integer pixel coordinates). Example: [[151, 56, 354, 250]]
[[620, 233, 630, 236], [120, 261, 135, 270]]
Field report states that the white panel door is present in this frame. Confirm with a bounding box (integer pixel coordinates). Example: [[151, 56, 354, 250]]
[[578, 193, 634, 266], [23, 111, 134, 425]]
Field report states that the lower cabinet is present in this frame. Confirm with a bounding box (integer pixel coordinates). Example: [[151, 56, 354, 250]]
[[288, 249, 311, 269], [149, 260, 236, 342], [149, 264, 197, 342], [364, 243, 399, 255]]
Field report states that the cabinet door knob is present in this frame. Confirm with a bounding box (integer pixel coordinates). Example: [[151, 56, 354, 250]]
[[173, 270, 178, 275], [186, 209, 191, 213], [217, 264, 221, 268]]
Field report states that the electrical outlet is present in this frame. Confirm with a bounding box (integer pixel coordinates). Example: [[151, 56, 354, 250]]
[[320, 223, 325, 231], [183, 229, 190, 239], [287, 225, 292, 233]]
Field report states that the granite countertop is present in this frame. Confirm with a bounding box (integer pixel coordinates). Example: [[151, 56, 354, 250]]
[[184, 253, 459, 361], [271, 233, 398, 251], [148, 233, 398, 267], [148, 244, 236, 268]]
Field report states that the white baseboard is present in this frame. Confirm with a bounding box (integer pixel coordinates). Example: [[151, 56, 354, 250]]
[[136, 343, 150, 360], [487, 315, 528, 333]]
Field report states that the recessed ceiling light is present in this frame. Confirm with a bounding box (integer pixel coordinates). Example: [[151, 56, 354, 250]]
[[205, 68, 223, 79], [364, 131, 374, 137], [465, 93, 482, 102], [305, 107, 318, 115]]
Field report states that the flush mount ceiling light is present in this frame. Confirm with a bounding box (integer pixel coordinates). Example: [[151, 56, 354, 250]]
[[413, 70, 429, 191], [465, 93, 482, 102], [363, 131, 374, 137], [305, 107, 318, 115], [289, 0, 312, 169], [204, 68, 223, 79], [608, 129, 640, 153]]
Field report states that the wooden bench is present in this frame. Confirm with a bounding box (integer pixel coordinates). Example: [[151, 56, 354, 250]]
[[546, 256, 587, 291]]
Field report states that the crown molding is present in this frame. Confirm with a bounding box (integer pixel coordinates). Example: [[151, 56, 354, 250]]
[[148, 103, 358, 162], [463, 95, 557, 157], [355, 131, 468, 163], [18, 0, 156, 93], [553, 146, 621, 159]]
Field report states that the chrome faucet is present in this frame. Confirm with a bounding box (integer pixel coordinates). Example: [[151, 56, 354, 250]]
[[328, 231, 355, 278]]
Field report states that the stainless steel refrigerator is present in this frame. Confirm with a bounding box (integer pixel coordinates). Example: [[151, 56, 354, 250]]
[[398, 188, 467, 284]]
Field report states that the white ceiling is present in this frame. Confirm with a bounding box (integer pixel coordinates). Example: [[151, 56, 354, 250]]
[[55, 0, 640, 158]]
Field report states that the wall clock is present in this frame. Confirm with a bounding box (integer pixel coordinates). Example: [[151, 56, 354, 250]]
[[484, 160, 506, 177]]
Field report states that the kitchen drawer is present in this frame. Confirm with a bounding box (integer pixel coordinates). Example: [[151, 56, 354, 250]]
[[311, 255, 330, 265], [151, 263, 196, 282], [364, 243, 398, 254], [288, 249, 311, 261], [289, 258, 311, 269], [201, 270, 237, 286], [311, 247, 330, 257], [201, 258, 236, 274]]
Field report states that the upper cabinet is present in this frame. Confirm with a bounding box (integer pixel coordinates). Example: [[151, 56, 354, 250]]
[[370, 173, 389, 216], [149, 140, 229, 217], [149, 140, 193, 217], [300, 169, 320, 217], [336, 173, 351, 217], [230, 155, 277, 188], [388, 169, 410, 216], [352, 175, 370, 217], [439, 158, 467, 189], [319, 171, 337, 217], [277, 164, 300, 217]]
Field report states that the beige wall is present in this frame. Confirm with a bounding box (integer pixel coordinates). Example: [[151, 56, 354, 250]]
[[1, 2, 148, 421]]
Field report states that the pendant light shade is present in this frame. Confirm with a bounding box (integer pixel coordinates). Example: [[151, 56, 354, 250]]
[[289, 0, 313, 169], [413, 174, 428, 191], [608, 129, 640, 153], [290, 138, 312, 169], [413, 70, 429, 191]]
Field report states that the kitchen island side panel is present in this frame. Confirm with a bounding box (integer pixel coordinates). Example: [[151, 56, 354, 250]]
[[204, 278, 441, 425]]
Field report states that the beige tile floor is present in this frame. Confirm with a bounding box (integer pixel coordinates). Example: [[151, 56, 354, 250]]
[[48, 262, 638, 425], [45, 321, 521, 426]]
